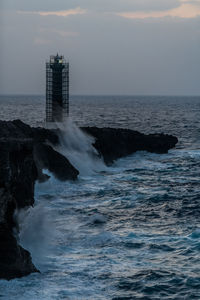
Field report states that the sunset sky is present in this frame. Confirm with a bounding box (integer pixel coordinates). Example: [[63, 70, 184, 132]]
[[1, 0, 200, 95]]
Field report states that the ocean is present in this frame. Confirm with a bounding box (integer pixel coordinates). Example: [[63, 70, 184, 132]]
[[0, 95, 200, 299]]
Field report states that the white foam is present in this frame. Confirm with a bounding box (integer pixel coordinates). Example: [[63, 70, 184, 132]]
[[88, 214, 107, 225]]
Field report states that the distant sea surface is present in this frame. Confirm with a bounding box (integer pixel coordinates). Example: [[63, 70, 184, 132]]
[[0, 95, 200, 300]]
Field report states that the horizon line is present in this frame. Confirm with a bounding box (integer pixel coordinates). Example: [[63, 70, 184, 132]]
[[0, 93, 200, 97]]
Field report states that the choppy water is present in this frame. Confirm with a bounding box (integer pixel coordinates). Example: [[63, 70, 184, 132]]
[[0, 95, 200, 299]]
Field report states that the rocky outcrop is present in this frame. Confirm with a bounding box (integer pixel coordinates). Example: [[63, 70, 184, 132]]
[[0, 120, 178, 280], [0, 120, 79, 182], [82, 127, 178, 164], [0, 119, 59, 144], [0, 222, 38, 280], [0, 140, 39, 279], [34, 143, 79, 181], [0, 120, 78, 280]]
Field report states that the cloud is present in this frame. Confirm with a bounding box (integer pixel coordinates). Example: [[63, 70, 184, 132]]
[[18, 7, 87, 17], [40, 28, 79, 37], [179, 0, 200, 2], [115, 3, 200, 19]]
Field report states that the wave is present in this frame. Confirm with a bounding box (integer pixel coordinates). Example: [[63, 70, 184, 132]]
[[55, 118, 107, 176]]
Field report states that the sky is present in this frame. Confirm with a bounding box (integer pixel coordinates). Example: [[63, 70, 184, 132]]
[[0, 0, 200, 95]]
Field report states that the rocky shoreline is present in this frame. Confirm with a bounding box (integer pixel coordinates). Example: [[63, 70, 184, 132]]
[[0, 120, 178, 280]]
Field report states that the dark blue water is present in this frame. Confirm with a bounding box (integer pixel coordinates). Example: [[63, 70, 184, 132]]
[[0, 95, 200, 299]]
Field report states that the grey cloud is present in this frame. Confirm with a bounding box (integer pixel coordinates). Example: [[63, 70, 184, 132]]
[[0, 2, 200, 95], [2, 0, 181, 13]]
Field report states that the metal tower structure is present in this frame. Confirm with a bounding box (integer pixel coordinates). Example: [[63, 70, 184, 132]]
[[46, 54, 69, 123]]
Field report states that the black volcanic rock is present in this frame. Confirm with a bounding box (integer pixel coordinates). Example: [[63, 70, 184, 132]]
[[82, 127, 178, 164], [34, 143, 79, 181], [0, 222, 38, 280], [0, 119, 59, 144], [0, 120, 78, 182], [0, 139, 38, 208], [0, 140, 39, 279]]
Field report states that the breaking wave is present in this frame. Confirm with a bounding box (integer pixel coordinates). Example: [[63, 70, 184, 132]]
[[56, 118, 107, 176]]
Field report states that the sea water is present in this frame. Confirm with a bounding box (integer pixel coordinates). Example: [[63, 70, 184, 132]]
[[0, 95, 200, 299]]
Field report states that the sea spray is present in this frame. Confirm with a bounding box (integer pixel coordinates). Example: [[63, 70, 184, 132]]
[[15, 203, 57, 269], [56, 118, 107, 176]]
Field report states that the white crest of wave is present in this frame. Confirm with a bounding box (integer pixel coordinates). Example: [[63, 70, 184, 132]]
[[56, 118, 107, 176]]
